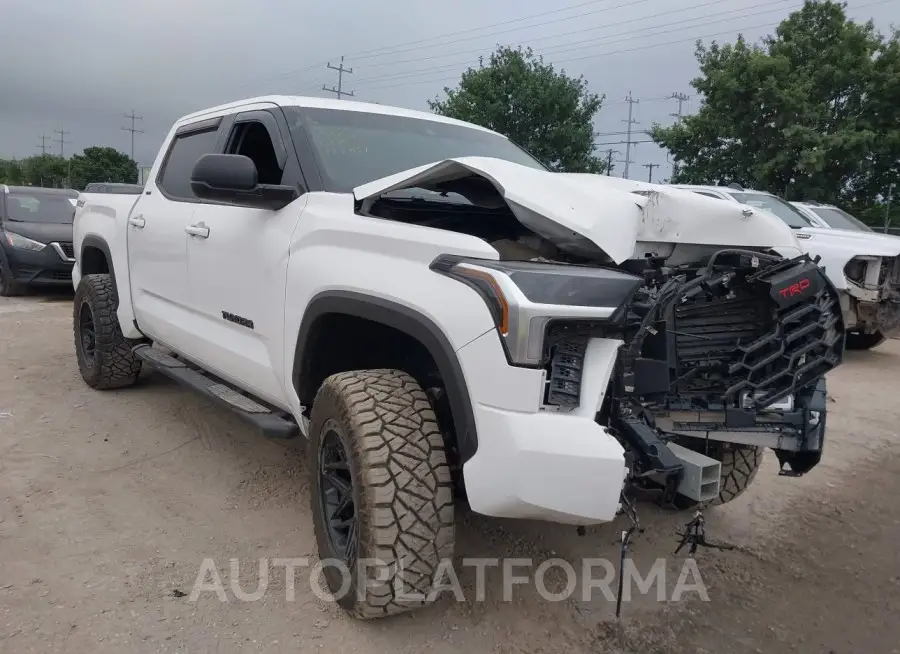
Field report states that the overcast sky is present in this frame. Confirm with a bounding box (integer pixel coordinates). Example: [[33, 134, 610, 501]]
[[1, 0, 897, 181]]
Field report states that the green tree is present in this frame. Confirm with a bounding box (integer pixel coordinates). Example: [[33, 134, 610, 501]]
[[651, 1, 899, 206], [69, 146, 138, 190], [428, 46, 606, 173], [21, 154, 69, 188], [0, 159, 24, 185]]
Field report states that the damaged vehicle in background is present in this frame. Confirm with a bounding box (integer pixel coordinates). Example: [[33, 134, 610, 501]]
[[71, 96, 844, 619], [673, 184, 900, 350]]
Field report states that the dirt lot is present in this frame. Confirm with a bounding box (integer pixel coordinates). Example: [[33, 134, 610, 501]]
[[1, 292, 899, 654]]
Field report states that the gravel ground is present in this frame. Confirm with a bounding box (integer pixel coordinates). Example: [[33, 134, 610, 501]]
[[1, 292, 899, 653]]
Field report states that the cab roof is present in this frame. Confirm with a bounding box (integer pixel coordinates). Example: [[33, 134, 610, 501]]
[[175, 95, 497, 135]]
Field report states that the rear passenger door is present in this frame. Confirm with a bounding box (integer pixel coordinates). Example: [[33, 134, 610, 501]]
[[128, 118, 221, 349], [184, 106, 309, 408]]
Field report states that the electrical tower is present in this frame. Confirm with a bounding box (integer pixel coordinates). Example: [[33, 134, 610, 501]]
[[604, 148, 620, 176], [620, 92, 639, 179], [122, 110, 144, 160], [54, 128, 70, 157], [668, 92, 689, 178], [37, 134, 50, 155], [643, 162, 660, 183], [323, 56, 354, 99]]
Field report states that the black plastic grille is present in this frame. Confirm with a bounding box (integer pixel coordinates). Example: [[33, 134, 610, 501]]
[[546, 340, 586, 407], [58, 242, 75, 258], [672, 264, 843, 408]]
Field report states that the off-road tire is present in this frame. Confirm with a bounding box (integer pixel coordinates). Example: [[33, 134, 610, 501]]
[[0, 262, 23, 297], [73, 274, 142, 389], [845, 331, 886, 351], [308, 369, 455, 619], [674, 440, 763, 508]]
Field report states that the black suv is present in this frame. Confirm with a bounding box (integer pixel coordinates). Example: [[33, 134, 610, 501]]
[[0, 185, 79, 296]]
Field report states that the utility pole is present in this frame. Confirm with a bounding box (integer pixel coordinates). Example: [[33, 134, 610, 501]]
[[122, 110, 144, 160], [884, 183, 896, 234], [621, 91, 639, 179], [36, 134, 50, 155], [323, 56, 354, 99], [605, 148, 620, 176], [643, 162, 660, 183], [54, 128, 70, 157], [668, 92, 689, 178]]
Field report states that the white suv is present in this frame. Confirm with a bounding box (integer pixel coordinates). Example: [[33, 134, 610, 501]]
[[673, 184, 900, 349], [71, 96, 843, 618]]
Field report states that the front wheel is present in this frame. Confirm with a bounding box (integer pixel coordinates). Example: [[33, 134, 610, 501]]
[[0, 261, 22, 297], [73, 274, 142, 389], [308, 369, 455, 619], [845, 331, 886, 351]]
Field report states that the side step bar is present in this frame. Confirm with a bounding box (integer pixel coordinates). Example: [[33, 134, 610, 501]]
[[133, 345, 300, 439]]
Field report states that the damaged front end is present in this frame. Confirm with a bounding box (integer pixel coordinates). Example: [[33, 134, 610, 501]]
[[843, 254, 900, 336], [607, 249, 844, 504], [358, 156, 845, 508]]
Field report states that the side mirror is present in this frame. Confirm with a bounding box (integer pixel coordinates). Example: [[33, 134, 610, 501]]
[[190, 154, 298, 211]]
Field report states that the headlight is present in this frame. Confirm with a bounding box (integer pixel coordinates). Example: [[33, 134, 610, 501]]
[[3, 231, 46, 252], [431, 255, 643, 366]]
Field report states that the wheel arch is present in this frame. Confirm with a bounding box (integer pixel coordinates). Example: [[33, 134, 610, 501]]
[[292, 290, 479, 463], [80, 235, 117, 290]]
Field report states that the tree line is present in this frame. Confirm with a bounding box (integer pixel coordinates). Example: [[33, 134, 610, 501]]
[[429, 1, 899, 227], [0, 147, 138, 191]]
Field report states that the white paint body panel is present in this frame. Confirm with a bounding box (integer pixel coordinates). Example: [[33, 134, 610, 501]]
[[456, 330, 627, 525], [72, 193, 143, 339]]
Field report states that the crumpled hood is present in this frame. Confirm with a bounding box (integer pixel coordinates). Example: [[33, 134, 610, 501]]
[[353, 156, 801, 264]]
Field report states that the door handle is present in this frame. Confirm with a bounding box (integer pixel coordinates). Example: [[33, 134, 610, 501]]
[[128, 214, 145, 228], [185, 223, 210, 238]]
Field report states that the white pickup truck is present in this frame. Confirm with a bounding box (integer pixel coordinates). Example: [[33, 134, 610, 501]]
[[673, 185, 900, 350], [72, 96, 843, 618]]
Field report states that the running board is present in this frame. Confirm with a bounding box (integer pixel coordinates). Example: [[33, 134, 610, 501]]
[[133, 345, 300, 439]]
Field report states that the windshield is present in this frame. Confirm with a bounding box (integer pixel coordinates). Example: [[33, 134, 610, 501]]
[[6, 192, 76, 224], [728, 192, 812, 228], [284, 107, 547, 193], [807, 206, 872, 232]]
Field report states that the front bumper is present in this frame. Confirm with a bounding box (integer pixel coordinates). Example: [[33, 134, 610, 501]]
[[457, 329, 628, 526], [2, 241, 75, 286]]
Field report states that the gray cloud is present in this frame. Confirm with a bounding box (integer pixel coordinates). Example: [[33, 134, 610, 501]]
[[1, 0, 897, 179]]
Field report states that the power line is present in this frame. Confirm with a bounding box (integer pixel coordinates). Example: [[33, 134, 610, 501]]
[[353, 0, 894, 95], [54, 128, 70, 157], [621, 92, 640, 180], [36, 134, 50, 155], [356, 17, 787, 93], [354, 0, 792, 77], [643, 162, 660, 183], [122, 110, 144, 160], [242, 0, 653, 88], [323, 57, 354, 99]]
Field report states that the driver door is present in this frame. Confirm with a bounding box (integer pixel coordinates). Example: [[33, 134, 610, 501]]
[[184, 107, 308, 408]]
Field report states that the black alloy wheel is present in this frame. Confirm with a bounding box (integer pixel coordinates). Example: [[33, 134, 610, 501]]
[[318, 420, 357, 563]]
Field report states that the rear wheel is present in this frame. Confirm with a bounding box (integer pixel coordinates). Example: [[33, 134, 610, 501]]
[[308, 369, 455, 619], [73, 274, 142, 389], [845, 331, 886, 350], [674, 440, 763, 508]]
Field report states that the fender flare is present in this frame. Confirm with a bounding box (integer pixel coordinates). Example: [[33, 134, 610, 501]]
[[80, 235, 117, 290], [292, 290, 479, 463]]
